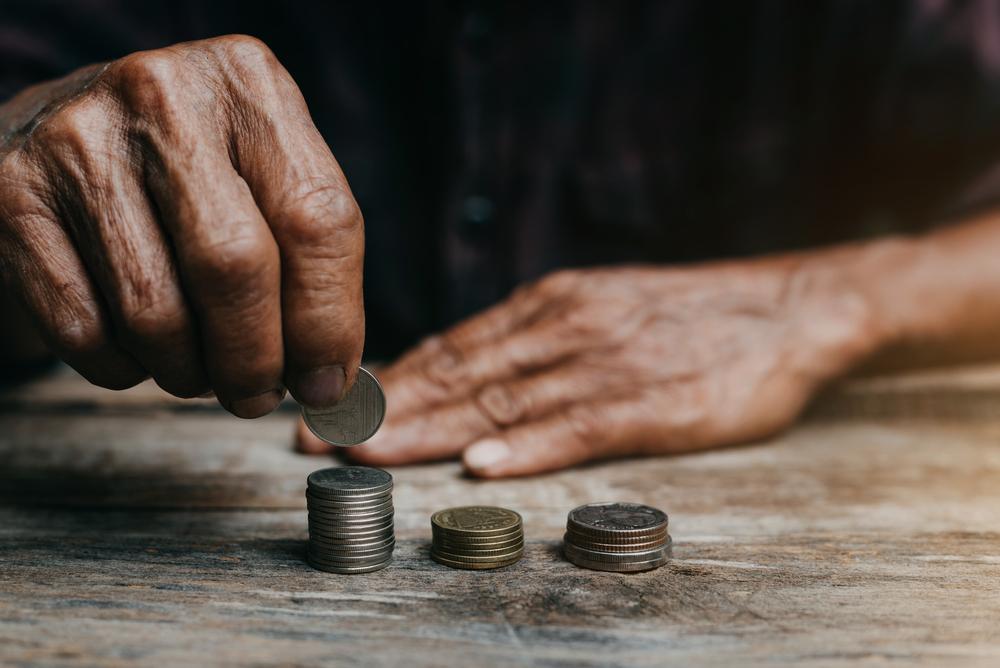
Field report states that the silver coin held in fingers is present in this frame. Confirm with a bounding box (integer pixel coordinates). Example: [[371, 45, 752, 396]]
[[301, 367, 386, 446]]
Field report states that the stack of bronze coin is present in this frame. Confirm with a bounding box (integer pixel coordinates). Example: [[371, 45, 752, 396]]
[[430, 506, 524, 570], [563, 502, 671, 572], [306, 466, 395, 574]]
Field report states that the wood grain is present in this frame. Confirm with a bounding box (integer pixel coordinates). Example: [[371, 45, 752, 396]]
[[2, 366, 999, 666]]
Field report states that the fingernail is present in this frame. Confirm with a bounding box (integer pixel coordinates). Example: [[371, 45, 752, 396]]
[[230, 389, 285, 419], [464, 438, 511, 471], [297, 365, 346, 408]]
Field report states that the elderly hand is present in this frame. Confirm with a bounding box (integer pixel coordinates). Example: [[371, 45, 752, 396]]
[[0, 35, 364, 417], [297, 257, 881, 477]]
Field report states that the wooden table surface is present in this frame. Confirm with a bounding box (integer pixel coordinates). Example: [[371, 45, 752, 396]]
[[2, 365, 1000, 667]]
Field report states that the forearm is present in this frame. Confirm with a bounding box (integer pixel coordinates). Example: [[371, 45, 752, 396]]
[[829, 210, 1000, 372]]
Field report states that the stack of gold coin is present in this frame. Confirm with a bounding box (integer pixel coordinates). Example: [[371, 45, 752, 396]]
[[563, 502, 671, 572], [306, 466, 394, 574], [430, 506, 524, 570]]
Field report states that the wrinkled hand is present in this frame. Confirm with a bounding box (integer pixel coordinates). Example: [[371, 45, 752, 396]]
[[0, 35, 364, 416], [298, 260, 879, 477]]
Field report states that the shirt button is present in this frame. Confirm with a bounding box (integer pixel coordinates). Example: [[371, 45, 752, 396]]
[[459, 195, 495, 242]]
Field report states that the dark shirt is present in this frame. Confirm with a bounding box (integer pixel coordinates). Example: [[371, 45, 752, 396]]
[[4, 1, 1000, 357]]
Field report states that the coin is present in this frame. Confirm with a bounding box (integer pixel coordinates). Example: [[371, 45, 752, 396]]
[[567, 502, 668, 538], [308, 520, 395, 537], [301, 367, 387, 446], [307, 466, 392, 495], [308, 556, 393, 574], [429, 551, 523, 570], [563, 531, 667, 551], [431, 547, 525, 562], [308, 518, 394, 536], [310, 538, 395, 553], [563, 541, 670, 563], [435, 536, 524, 552], [431, 528, 523, 545], [305, 493, 393, 508], [309, 532, 396, 548], [431, 506, 522, 535], [308, 547, 399, 563], [564, 527, 668, 546], [562, 552, 668, 573], [307, 501, 394, 517]]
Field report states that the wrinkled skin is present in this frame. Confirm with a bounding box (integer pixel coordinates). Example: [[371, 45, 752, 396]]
[[0, 35, 365, 417], [298, 258, 882, 477]]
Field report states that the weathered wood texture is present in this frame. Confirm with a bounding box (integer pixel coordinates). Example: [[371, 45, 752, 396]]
[[2, 366, 1000, 666]]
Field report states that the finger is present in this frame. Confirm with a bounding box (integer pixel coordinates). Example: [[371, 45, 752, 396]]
[[295, 417, 333, 455], [0, 163, 146, 389], [382, 317, 584, 419], [226, 39, 364, 407], [344, 399, 495, 467], [387, 284, 546, 374], [34, 100, 207, 397], [474, 362, 623, 427], [141, 127, 284, 418], [462, 394, 670, 478]]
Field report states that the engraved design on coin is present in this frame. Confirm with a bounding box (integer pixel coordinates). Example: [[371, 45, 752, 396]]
[[432, 506, 521, 532], [569, 502, 668, 531], [307, 466, 392, 492], [301, 367, 386, 446]]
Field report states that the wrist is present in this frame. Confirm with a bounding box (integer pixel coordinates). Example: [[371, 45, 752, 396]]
[[786, 237, 916, 379]]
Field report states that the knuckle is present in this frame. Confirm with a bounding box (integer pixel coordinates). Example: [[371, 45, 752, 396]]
[[188, 231, 276, 290], [281, 184, 363, 247], [537, 269, 579, 297], [113, 49, 184, 95], [564, 404, 606, 449], [214, 34, 275, 62], [117, 290, 187, 344], [475, 383, 523, 426], [418, 336, 466, 393], [110, 50, 193, 121], [211, 34, 283, 79], [37, 96, 106, 148]]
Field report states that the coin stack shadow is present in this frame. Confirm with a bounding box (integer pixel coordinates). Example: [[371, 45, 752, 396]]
[[430, 506, 524, 570], [563, 502, 671, 572], [306, 466, 395, 574]]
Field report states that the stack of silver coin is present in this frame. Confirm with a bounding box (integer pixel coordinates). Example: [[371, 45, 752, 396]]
[[306, 466, 395, 574], [563, 502, 671, 572]]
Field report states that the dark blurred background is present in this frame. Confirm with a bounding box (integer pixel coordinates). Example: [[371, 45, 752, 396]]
[[4, 1, 1000, 358]]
